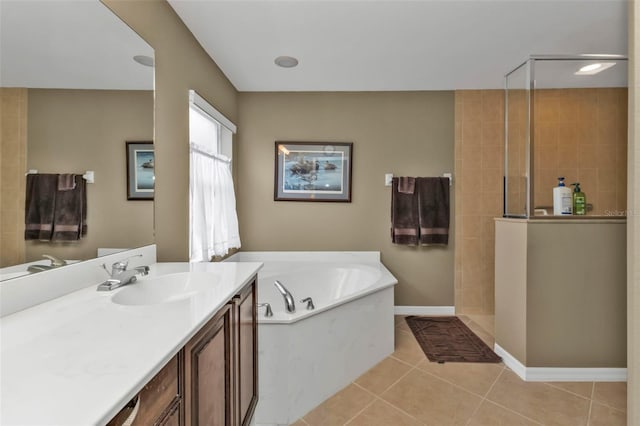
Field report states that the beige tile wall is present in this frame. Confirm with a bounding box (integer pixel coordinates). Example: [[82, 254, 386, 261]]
[[0, 88, 27, 267], [455, 90, 504, 314], [533, 88, 627, 215], [455, 88, 628, 315]]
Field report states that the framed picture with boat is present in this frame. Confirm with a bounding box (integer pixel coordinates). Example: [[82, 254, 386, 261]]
[[274, 141, 353, 202], [126, 141, 154, 200]]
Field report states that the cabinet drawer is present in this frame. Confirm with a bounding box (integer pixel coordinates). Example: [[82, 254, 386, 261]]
[[108, 353, 182, 426]]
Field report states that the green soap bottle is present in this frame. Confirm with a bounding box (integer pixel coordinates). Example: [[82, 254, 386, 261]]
[[571, 183, 586, 215]]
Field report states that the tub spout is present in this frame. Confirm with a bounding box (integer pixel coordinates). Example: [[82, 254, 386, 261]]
[[274, 280, 296, 313]]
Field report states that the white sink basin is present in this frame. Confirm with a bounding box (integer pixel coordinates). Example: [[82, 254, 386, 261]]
[[111, 272, 221, 306]]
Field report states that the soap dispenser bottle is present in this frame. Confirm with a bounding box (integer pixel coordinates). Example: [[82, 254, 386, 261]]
[[553, 177, 572, 215], [571, 183, 586, 215]]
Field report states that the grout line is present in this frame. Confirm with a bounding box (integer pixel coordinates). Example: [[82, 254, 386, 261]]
[[354, 380, 427, 426], [479, 399, 545, 426], [376, 360, 420, 396], [482, 370, 544, 426], [342, 384, 378, 426], [464, 363, 506, 426], [586, 382, 595, 426], [543, 382, 592, 401]]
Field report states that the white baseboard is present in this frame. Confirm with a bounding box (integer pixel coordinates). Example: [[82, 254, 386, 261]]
[[494, 344, 627, 382], [394, 306, 455, 316]]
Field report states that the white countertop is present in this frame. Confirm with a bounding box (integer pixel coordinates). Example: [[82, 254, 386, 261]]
[[0, 261, 262, 426]]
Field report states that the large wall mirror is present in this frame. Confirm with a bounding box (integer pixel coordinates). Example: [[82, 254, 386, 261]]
[[0, 0, 155, 280]]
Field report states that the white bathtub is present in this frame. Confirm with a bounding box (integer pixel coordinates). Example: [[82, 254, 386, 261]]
[[226, 252, 397, 426]]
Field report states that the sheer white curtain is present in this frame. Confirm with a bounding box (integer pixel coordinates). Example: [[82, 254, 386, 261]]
[[189, 95, 240, 262]]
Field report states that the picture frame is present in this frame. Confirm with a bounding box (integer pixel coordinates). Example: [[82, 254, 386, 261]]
[[274, 141, 353, 202], [126, 141, 155, 200]]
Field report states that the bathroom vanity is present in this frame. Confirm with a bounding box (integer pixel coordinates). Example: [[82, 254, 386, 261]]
[[494, 217, 626, 380], [0, 259, 261, 425]]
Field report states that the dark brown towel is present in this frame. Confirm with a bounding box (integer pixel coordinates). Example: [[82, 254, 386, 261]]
[[416, 177, 450, 245], [52, 175, 87, 241], [25, 174, 57, 241], [398, 177, 415, 194], [57, 174, 76, 191], [391, 177, 419, 245]]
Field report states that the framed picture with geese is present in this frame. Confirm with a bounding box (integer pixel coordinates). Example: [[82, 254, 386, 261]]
[[274, 141, 352, 202]]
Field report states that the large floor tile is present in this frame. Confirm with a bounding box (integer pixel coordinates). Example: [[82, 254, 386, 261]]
[[547, 382, 594, 399], [303, 383, 374, 426], [346, 399, 423, 426], [396, 318, 411, 333], [467, 400, 542, 426], [592, 382, 627, 412], [395, 315, 407, 325], [588, 402, 626, 426], [416, 359, 503, 397], [487, 370, 590, 426], [381, 368, 482, 425], [465, 314, 495, 337], [354, 356, 412, 395], [392, 330, 427, 366], [464, 321, 495, 348]]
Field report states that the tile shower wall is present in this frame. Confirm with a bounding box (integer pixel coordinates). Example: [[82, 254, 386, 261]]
[[454, 90, 503, 315], [533, 88, 627, 215], [455, 88, 628, 315], [0, 88, 27, 267]]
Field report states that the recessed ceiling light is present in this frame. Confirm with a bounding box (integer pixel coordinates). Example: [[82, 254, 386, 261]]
[[575, 62, 615, 75], [274, 56, 299, 68], [133, 55, 154, 67]]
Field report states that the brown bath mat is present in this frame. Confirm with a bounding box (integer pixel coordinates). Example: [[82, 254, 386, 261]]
[[405, 316, 502, 363]]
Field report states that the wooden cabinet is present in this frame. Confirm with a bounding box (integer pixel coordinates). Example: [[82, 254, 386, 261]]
[[108, 276, 257, 426], [184, 303, 234, 426], [107, 352, 183, 426], [233, 280, 258, 426]]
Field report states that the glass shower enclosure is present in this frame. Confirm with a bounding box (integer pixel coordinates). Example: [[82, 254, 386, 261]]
[[504, 55, 628, 218]]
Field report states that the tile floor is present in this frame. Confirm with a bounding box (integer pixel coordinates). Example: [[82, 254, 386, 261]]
[[290, 315, 627, 426]]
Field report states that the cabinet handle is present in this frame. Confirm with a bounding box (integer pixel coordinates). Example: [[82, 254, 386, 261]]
[[123, 395, 141, 426]]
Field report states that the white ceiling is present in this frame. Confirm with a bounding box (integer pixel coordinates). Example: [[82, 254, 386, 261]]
[[0, 0, 154, 90], [168, 0, 628, 91]]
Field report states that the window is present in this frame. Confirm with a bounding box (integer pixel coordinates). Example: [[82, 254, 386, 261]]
[[188, 90, 240, 262]]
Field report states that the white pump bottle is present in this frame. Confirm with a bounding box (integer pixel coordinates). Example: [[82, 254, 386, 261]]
[[553, 177, 572, 215]]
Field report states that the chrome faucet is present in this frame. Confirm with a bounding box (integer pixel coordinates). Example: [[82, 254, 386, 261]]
[[27, 254, 68, 272], [257, 303, 273, 317], [97, 255, 149, 291], [274, 280, 296, 313]]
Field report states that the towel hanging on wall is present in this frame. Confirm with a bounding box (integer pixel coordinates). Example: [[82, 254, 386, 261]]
[[25, 174, 87, 242], [391, 176, 449, 246]]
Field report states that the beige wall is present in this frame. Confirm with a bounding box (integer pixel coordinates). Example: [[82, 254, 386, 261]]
[[628, 1, 638, 424], [0, 88, 27, 267], [454, 90, 503, 314], [237, 92, 455, 306], [24, 89, 153, 263], [103, 0, 239, 262], [495, 219, 627, 368]]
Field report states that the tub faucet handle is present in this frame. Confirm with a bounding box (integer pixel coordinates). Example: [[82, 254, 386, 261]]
[[301, 297, 315, 310], [257, 303, 273, 317]]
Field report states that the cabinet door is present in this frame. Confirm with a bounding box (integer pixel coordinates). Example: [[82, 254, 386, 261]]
[[185, 303, 233, 426], [107, 353, 182, 426], [234, 280, 258, 426]]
